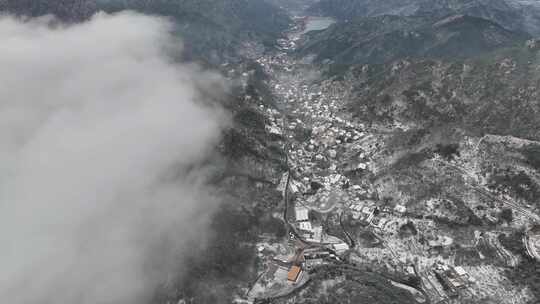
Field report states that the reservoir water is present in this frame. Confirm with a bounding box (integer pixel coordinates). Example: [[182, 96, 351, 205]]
[[301, 17, 335, 34]]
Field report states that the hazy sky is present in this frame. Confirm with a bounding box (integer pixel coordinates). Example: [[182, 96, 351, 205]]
[[0, 12, 228, 304]]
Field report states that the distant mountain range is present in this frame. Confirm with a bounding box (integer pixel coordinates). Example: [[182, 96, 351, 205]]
[[297, 14, 530, 65], [0, 0, 291, 62], [0, 0, 96, 21], [309, 0, 540, 36]]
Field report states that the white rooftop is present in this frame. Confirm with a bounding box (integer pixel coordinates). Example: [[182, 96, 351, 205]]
[[333, 243, 350, 252], [454, 266, 467, 276], [295, 206, 309, 222], [298, 221, 312, 232]]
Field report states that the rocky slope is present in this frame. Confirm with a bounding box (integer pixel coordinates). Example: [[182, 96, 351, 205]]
[[153, 63, 288, 304], [343, 46, 540, 140]]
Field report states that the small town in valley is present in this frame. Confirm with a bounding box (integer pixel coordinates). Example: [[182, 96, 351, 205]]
[[242, 13, 539, 304]]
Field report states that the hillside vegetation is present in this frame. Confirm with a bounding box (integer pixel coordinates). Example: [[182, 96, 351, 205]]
[[309, 0, 540, 36], [297, 14, 529, 65]]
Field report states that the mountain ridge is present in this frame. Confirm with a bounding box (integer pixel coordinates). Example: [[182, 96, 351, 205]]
[[309, 0, 540, 36], [297, 14, 530, 66], [0, 0, 292, 62]]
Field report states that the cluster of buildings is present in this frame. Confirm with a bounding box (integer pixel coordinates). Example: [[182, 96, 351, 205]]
[[294, 205, 323, 242], [293, 204, 350, 254], [287, 246, 337, 279], [348, 200, 377, 224], [416, 261, 474, 303], [249, 50, 367, 301], [247, 244, 318, 300], [433, 263, 473, 297]]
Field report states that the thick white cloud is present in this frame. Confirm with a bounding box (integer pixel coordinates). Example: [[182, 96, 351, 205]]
[[0, 12, 228, 304]]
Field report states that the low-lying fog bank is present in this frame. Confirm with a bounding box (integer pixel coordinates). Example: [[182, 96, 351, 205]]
[[0, 11, 228, 304]]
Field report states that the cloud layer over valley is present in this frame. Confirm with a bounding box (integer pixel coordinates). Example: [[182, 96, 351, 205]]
[[0, 12, 228, 304]]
